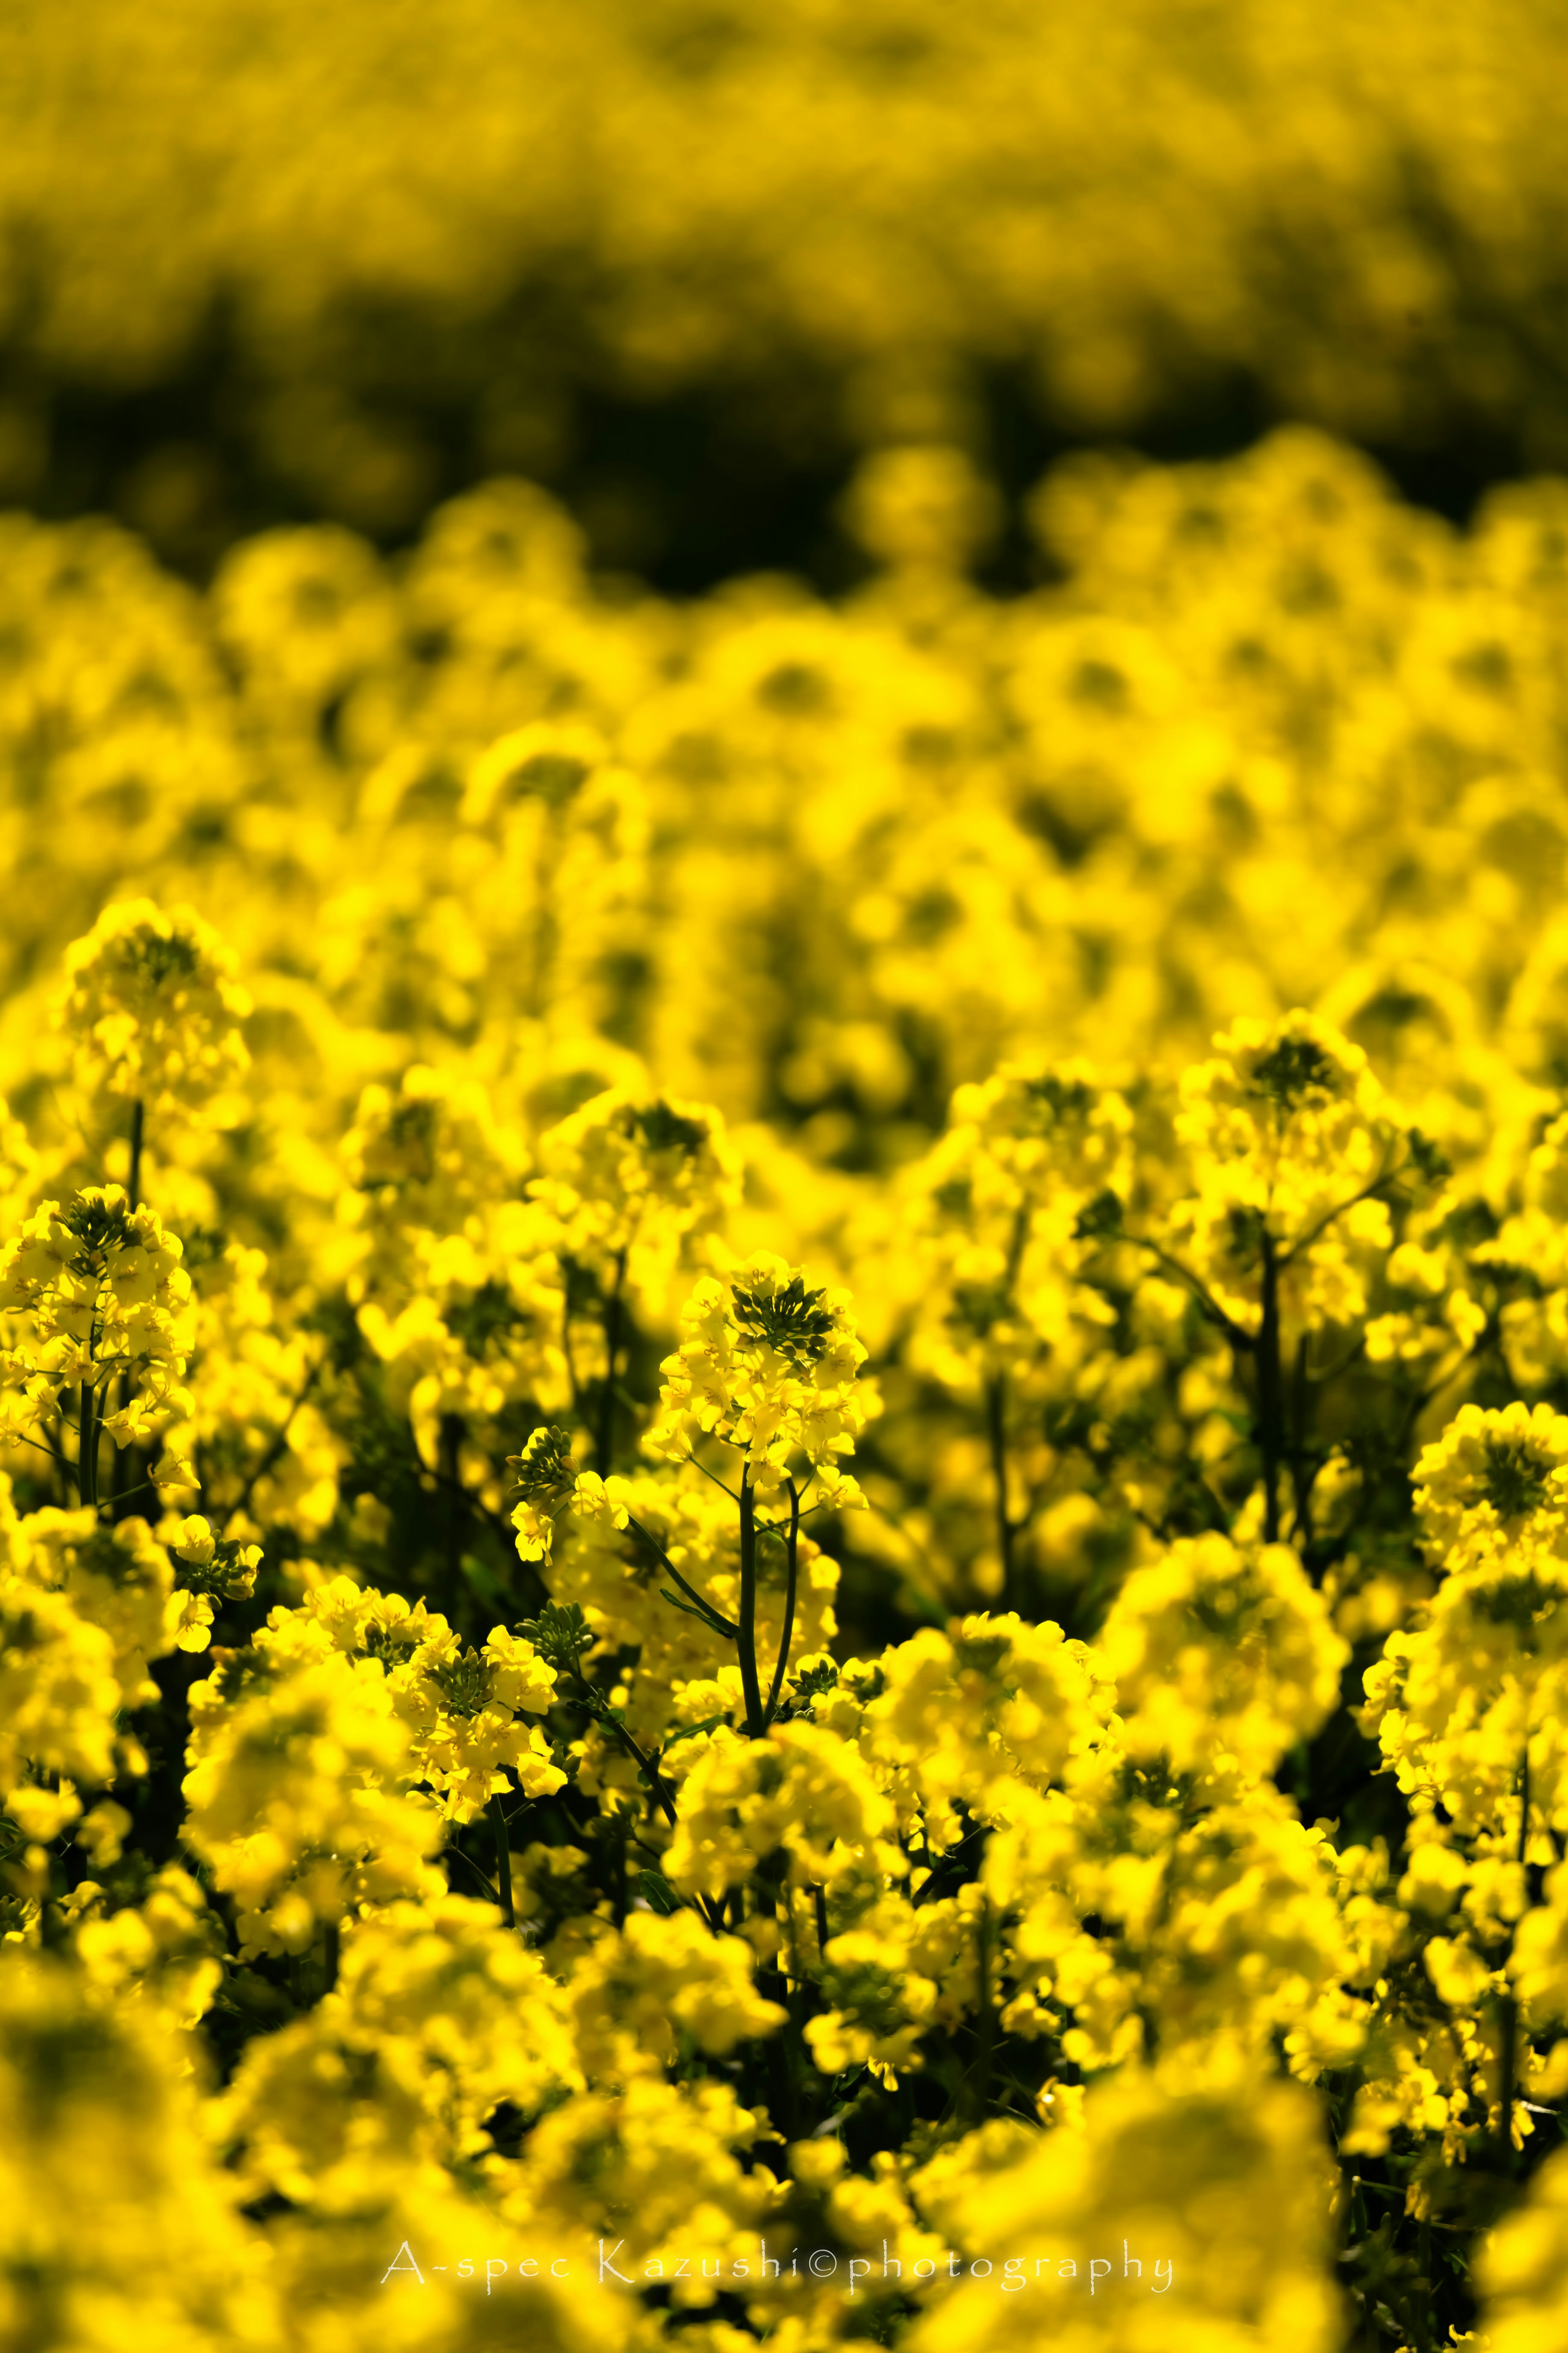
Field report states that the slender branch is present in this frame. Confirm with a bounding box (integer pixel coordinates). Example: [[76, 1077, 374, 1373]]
[[1276, 1152, 1401, 1271], [1497, 1988, 1519, 2170], [570, 1670, 681, 1829], [962, 1898, 996, 2126], [425, 1464, 549, 1609], [442, 1412, 465, 1602], [561, 1288, 586, 1419], [110, 1098, 146, 1508], [687, 1452, 743, 1507], [751, 1465, 828, 1542], [488, 1792, 516, 1926], [1287, 1333, 1313, 1540], [1257, 1231, 1283, 1544], [768, 1496, 841, 1532], [1494, 1737, 1532, 2175], [985, 1372, 1017, 1609], [1131, 1235, 1257, 1351], [736, 1467, 766, 1740], [763, 1480, 801, 1726], [1397, 1318, 1497, 1449], [1003, 1203, 1031, 1290], [78, 1378, 96, 1508], [445, 1840, 502, 1908], [624, 1511, 739, 1637], [232, 1356, 323, 1519], [784, 1888, 806, 2031], [596, 1247, 628, 1477], [425, 1463, 516, 1541], [1305, 1332, 1368, 1391], [5, 1429, 71, 1466], [126, 1097, 144, 1212]]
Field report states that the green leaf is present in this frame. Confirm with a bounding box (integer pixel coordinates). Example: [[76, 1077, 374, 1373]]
[[635, 1869, 688, 1917], [659, 1587, 735, 1637], [459, 1552, 511, 1612], [663, 1713, 731, 1749]]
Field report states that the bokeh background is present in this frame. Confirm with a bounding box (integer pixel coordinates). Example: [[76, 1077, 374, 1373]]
[[4, 0, 1566, 582]]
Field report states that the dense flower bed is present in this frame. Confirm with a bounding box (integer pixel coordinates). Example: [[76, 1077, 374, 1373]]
[[5, 431, 1568, 2349]]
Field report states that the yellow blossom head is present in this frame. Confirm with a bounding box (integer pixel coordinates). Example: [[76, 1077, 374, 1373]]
[[1100, 1532, 1349, 1779], [648, 1254, 871, 1507], [57, 898, 251, 1115]]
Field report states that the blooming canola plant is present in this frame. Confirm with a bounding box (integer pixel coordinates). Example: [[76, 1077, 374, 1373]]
[[7, 428, 1568, 2350]]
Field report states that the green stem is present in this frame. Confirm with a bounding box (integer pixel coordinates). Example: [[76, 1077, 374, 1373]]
[[108, 1100, 147, 1507], [445, 1841, 502, 1908], [561, 1287, 585, 1419], [762, 1480, 801, 1726], [442, 1411, 465, 1608], [612, 1814, 628, 1930], [78, 1377, 96, 1508], [488, 1793, 515, 1927], [1288, 1333, 1312, 1541], [736, 1468, 766, 1740], [1496, 1732, 1533, 2172], [596, 1247, 628, 1477], [572, 1668, 680, 1828], [126, 1097, 144, 1211], [962, 1899, 995, 2126], [1257, 1231, 1283, 1543], [626, 1511, 739, 1637], [1497, 1989, 1519, 2172], [233, 1357, 322, 1520], [1132, 1234, 1256, 1351], [985, 1374, 1016, 1609], [765, 1992, 802, 2139], [786, 1891, 806, 2033]]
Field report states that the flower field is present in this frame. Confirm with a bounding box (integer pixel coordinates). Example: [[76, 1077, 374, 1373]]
[[7, 13, 1568, 2353]]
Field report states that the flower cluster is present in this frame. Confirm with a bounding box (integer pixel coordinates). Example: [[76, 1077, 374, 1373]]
[[0, 1186, 192, 1472], [648, 1255, 872, 1512], [57, 898, 251, 1116], [181, 1631, 449, 1957]]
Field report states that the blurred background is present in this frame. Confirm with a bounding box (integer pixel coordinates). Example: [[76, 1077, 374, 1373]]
[[3, 0, 1564, 587]]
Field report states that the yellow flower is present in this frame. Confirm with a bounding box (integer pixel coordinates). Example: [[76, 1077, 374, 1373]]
[[0, 1559, 123, 1808], [664, 1720, 901, 1899], [1413, 1401, 1568, 1568], [864, 1612, 1110, 1847], [566, 1910, 786, 2080], [181, 1633, 446, 1955], [215, 1893, 579, 2210], [1099, 1532, 1349, 1780], [0, 1186, 192, 1461], [56, 897, 251, 1115], [647, 1255, 871, 1510], [907, 2061, 1345, 2353], [1477, 2138, 1568, 2352], [73, 1862, 226, 2032], [532, 1086, 742, 1314], [0, 1952, 277, 2346]]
